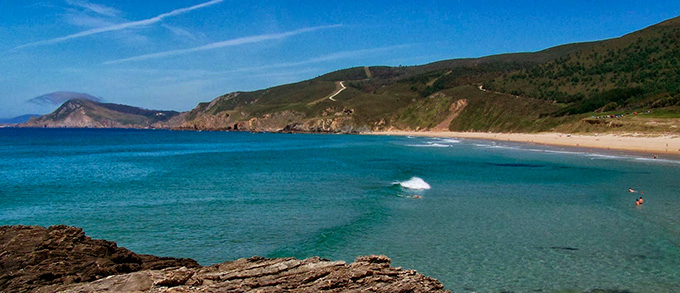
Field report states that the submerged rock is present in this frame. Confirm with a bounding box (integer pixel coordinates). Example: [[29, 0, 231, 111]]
[[0, 225, 448, 292]]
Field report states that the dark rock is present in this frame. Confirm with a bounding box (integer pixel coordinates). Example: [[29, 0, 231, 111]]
[[1, 225, 448, 292], [549, 246, 579, 251], [0, 225, 198, 292]]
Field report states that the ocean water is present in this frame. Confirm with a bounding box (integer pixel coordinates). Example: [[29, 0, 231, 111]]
[[1, 128, 679, 292]]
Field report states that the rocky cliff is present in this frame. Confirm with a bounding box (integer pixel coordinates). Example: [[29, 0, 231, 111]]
[[0, 225, 448, 292]]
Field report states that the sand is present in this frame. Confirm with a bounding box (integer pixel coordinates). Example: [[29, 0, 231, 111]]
[[369, 131, 680, 155]]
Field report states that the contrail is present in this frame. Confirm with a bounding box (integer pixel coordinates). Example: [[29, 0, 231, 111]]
[[104, 24, 343, 64], [12, 0, 223, 50]]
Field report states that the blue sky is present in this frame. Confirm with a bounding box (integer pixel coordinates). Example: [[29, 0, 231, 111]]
[[2, 0, 680, 118]]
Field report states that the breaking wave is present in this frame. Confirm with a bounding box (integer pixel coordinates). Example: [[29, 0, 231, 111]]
[[394, 177, 431, 190]]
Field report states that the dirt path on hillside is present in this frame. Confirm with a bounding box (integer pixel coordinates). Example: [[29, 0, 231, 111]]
[[328, 81, 346, 101], [309, 81, 347, 105]]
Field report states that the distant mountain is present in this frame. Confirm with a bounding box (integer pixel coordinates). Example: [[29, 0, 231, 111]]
[[0, 114, 40, 125], [27, 92, 102, 106], [21, 99, 182, 129]]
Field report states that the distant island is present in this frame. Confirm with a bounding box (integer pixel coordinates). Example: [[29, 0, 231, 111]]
[[19, 16, 680, 146]]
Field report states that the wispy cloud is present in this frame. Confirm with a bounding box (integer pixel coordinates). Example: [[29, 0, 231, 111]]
[[161, 24, 199, 41], [103, 24, 343, 64], [66, 0, 121, 17], [12, 0, 223, 50]]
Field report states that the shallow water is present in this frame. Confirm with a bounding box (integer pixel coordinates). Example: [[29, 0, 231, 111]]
[[1, 128, 679, 292]]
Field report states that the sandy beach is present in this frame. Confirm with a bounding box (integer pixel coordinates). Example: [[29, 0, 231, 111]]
[[369, 131, 680, 155]]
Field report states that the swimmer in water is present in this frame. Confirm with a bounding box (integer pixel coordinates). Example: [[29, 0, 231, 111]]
[[413, 195, 422, 199], [628, 187, 636, 193], [639, 196, 643, 204]]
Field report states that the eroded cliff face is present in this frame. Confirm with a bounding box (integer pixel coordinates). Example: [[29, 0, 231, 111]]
[[180, 108, 367, 133], [0, 225, 449, 292]]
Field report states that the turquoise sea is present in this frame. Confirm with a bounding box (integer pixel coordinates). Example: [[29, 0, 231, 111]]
[[1, 128, 679, 292]]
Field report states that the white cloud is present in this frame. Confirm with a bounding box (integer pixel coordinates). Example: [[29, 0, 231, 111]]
[[103, 24, 343, 64], [12, 0, 224, 50]]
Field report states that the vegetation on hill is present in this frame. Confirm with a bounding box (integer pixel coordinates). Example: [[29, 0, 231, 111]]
[[486, 17, 680, 118]]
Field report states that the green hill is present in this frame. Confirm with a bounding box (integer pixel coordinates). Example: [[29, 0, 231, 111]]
[[179, 37, 604, 132], [485, 16, 680, 117]]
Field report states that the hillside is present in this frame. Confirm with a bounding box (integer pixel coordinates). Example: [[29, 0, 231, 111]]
[[21, 99, 181, 129], [179, 17, 680, 134], [177, 41, 602, 133], [24, 16, 680, 134], [486, 16, 680, 117]]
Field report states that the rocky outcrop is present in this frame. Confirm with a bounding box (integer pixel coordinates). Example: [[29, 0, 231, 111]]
[[0, 225, 199, 292], [63, 255, 447, 292], [281, 117, 369, 133], [0, 225, 448, 292]]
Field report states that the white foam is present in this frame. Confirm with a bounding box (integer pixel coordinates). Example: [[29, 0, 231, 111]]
[[396, 177, 431, 190], [407, 143, 450, 148], [438, 138, 461, 144]]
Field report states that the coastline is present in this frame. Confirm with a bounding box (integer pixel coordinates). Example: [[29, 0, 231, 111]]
[[7, 127, 680, 155], [368, 131, 680, 155]]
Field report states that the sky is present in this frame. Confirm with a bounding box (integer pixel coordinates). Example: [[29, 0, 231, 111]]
[[2, 1, 680, 118]]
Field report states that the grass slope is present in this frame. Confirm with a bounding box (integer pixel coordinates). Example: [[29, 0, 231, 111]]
[[183, 16, 680, 133]]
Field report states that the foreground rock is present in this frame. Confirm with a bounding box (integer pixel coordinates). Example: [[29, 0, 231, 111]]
[[1, 225, 448, 292], [0, 225, 199, 292]]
